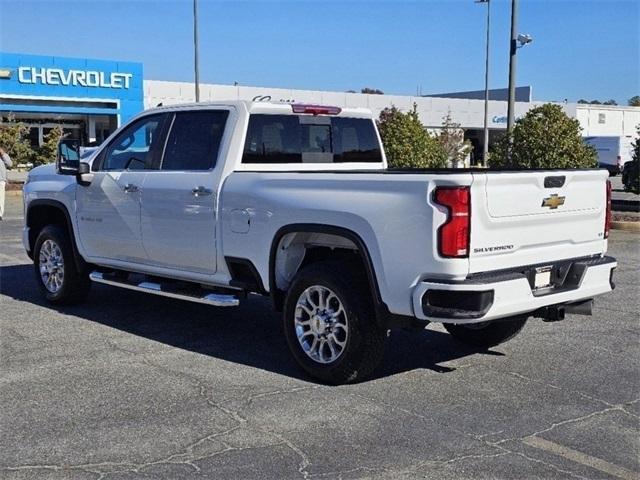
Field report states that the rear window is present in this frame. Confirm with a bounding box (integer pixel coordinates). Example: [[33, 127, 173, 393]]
[[242, 114, 382, 164]]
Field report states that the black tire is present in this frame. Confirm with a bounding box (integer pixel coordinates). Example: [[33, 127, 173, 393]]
[[283, 261, 387, 385], [444, 316, 528, 348], [33, 225, 90, 305]]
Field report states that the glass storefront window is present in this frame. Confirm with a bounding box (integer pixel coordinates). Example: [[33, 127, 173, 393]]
[[28, 127, 39, 147]]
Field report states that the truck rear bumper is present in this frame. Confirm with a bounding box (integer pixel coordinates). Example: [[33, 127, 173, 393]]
[[412, 256, 617, 324]]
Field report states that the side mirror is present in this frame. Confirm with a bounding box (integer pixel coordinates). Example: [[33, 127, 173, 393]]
[[57, 138, 81, 175], [77, 162, 94, 186], [78, 162, 91, 175]]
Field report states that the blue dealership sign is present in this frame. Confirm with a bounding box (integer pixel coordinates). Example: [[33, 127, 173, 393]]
[[0, 52, 143, 124]]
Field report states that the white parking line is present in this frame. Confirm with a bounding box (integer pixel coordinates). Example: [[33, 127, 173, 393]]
[[523, 436, 638, 480]]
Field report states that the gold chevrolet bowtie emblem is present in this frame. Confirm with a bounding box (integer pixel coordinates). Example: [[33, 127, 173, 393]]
[[542, 194, 565, 209]]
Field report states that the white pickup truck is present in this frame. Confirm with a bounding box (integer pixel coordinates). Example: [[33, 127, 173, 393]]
[[23, 101, 617, 384]]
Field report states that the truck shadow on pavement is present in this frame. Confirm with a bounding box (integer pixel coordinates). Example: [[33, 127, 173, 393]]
[[1, 263, 501, 383]]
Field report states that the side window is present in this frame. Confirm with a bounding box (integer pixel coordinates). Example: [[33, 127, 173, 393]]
[[161, 110, 229, 171], [101, 115, 164, 171]]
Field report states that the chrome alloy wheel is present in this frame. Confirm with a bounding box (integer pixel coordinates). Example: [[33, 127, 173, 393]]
[[39, 239, 65, 293], [294, 285, 349, 364]]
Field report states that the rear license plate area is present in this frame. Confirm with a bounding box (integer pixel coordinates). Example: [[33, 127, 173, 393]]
[[534, 266, 553, 289]]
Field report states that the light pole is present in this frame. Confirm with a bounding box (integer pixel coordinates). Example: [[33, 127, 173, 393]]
[[193, 0, 200, 102], [506, 0, 533, 157], [506, 0, 518, 133], [476, 0, 491, 166]]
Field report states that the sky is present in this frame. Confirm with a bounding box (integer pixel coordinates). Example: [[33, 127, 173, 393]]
[[0, 0, 638, 104]]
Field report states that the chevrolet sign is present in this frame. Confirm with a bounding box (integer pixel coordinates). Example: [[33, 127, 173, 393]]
[[17, 67, 133, 89]]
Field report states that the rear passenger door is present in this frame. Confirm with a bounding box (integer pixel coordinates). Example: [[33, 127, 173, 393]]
[[140, 109, 230, 275]]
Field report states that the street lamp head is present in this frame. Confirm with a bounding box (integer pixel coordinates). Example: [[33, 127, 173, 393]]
[[517, 33, 533, 47]]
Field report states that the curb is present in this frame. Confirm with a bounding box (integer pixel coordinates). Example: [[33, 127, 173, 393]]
[[611, 221, 640, 232]]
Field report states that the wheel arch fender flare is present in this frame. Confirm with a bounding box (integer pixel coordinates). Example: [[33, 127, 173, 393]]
[[268, 223, 410, 329], [27, 199, 86, 272]]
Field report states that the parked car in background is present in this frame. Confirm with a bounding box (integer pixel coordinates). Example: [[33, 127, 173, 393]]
[[584, 135, 634, 175]]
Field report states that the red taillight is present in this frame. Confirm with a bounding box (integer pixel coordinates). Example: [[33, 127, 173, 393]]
[[434, 186, 471, 258], [604, 180, 611, 239], [291, 104, 342, 115]]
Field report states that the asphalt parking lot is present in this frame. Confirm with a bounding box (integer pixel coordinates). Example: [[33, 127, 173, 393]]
[[1, 194, 639, 480]]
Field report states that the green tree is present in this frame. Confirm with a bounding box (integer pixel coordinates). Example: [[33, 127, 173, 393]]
[[489, 103, 597, 169], [361, 88, 384, 95], [0, 115, 32, 166], [628, 96, 640, 107], [437, 111, 473, 167], [602, 99, 618, 105], [377, 104, 447, 169], [32, 126, 63, 167]]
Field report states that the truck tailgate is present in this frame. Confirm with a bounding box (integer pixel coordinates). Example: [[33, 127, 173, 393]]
[[468, 169, 609, 274]]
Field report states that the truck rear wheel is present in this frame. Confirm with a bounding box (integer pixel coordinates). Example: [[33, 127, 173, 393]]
[[33, 225, 90, 305], [283, 261, 387, 385], [444, 316, 527, 348]]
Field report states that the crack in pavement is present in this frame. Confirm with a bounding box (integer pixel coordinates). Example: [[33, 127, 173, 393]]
[[339, 389, 633, 479], [195, 380, 316, 479], [4, 315, 637, 479], [491, 400, 640, 446], [501, 369, 629, 411], [2, 348, 317, 479]]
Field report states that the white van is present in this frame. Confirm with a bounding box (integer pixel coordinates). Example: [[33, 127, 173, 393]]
[[584, 136, 634, 175]]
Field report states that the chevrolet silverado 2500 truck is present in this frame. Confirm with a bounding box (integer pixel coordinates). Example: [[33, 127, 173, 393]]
[[23, 101, 617, 384]]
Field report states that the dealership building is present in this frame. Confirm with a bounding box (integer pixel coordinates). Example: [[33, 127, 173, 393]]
[[2, 51, 639, 160]]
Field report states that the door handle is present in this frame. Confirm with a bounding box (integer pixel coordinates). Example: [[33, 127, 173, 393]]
[[123, 183, 139, 193], [192, 186, 213, 197]]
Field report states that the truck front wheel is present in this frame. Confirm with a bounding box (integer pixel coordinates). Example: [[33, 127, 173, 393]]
[[283, 261, 387, 385], [33, 225, 90, 305], [444, 316, 528, 348]]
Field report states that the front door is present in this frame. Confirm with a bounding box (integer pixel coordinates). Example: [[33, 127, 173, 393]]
[[140, 109, 230, 275], [76, 114, 167, 263]]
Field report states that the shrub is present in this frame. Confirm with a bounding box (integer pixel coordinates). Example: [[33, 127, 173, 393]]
[[489, 103, 597, 169], [437, 111, 473, 168], [377, 104, 447, 169], [32, 126, 63, 167], [0, 115, 32, 166]]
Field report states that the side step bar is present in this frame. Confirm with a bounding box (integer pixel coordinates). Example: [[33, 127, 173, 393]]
[[89, 272, 239, 307]]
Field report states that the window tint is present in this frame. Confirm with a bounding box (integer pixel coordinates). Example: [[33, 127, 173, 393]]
[[102, 115, 163, 171], [242, 114, 383, 164], [243, 114, 302, 163], [332, 117, 383, 163], [161, 110, 229, 171]]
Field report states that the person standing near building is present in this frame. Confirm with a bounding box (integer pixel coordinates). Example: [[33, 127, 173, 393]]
[[0, 147, 13, 220]]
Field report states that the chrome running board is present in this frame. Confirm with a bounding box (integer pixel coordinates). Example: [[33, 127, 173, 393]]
[[89, 271, 239, 307]]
